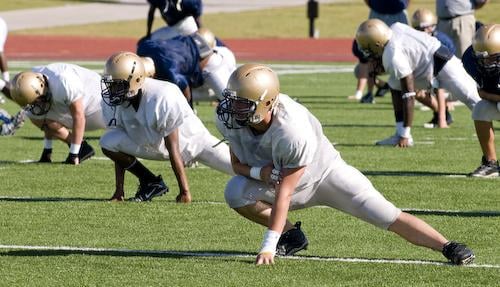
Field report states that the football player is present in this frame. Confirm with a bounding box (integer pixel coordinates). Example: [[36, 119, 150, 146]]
[[137, 30, 230, 107], [146, 0, 202, 41], [10, 63, 105, 164], [355, 19, 480, 147], [462, 24, 500, 177], [100, 51, 233, 202], [191, 28, 237, 102], [216, 63, 475, 266], [411, 8, 455, 128]]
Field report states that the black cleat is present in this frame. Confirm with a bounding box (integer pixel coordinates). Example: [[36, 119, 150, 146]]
[[468, 156, 499, 178], [130, 175, 169, 202], [38, 148, 52, 163], [359, 92, 374, 104], [442, 241, 475, 265], [374, 83, 390, 97], [276, 221, 309, 256], [78, 140, 95, 162], [424, 109, 453, 128]]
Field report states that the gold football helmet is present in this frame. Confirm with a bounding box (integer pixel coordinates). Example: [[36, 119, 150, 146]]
[[197, 27, 216, 49], [411, 8, 437, 31], [11, 71, 51, 115], [101, 51, 145, 106], [141, 56, 156, 78], [355, 19, 392, 58], [472, 24, 500, 73], [217, 63, 280, 128]]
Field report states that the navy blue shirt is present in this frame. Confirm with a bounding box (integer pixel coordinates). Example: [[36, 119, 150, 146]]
[[368, 0, 408, 14], [137, 36, 204, 91], [164, 0, 203, 26], [463, 46, 500, 95], [434, 30, 456, 56]]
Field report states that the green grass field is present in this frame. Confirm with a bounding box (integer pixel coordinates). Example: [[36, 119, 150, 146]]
[[0, 62, 498, 286]]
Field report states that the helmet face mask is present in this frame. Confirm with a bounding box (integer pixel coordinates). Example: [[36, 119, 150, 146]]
[[217, 89, 257, 129], [101, 75, 132, 106], [217, 64, 279, 129], [101, 52, 145, 107], [26, 92, 52, 116]]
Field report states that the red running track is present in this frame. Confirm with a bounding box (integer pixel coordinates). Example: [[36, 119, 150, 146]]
[[5, 35, 356, 62]]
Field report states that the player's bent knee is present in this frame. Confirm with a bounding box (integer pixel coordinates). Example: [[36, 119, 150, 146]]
[[99, 129, 126, 152], [472, 100, 497, 121], [224, 175, 256, 208]]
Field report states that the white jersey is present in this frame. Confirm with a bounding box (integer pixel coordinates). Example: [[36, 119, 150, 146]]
[[193, 46, 237, 101], [216, 94, 340, 191], [102, 78, 210, 160], [383, 23, 442, 91], [29, 63, 102, 126]]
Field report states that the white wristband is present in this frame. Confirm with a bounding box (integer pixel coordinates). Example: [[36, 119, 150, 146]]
[[0, 79, 5, 90], [69, 143, 81, 154], [397, 126, 411, 138], [402, 91, 416, 99], [2, 71, 9, 82], [250, 166, 262, 180], [259, 229, 280, 255]]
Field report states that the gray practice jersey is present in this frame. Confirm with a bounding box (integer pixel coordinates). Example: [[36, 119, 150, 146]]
[[217, 93, 340, 191], [383, 23, 442, 91], [29, 63, 103, 126], [102, 77, 210, 159]]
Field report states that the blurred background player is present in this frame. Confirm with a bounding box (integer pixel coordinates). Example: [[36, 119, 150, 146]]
[[216, 63, 475, 266], [365, 0, 409, 26], [10, 63, 105, 164], [411, 8, 455, 128], [191, 28, 236, 102], [436, 0, 488, 58], [0, 108, 24, 136], [137, 29, 231, 107], [348, 39, 389, 103], [355, 19, 480, 147], [145, 0, 203, 41], [463, 24, 500, 177], [100, 52, 233, 202], [351, 0, 409, 103]]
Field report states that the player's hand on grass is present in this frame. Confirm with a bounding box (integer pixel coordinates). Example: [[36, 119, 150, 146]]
[[255, 252, 275, 265], [176, 191, 192, 203]]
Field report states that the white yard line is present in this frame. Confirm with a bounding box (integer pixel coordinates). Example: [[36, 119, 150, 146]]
[[0, 244, 498, 269]]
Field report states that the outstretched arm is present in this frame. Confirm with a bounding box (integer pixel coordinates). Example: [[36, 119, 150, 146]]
[[165, 128, 191, 203], [255, 166, 305, 265], [398, 75, 415, 147], [67, 98, 86, 164]]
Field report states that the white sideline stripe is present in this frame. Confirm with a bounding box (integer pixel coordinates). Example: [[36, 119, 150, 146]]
[[0, 244, 498, 269]]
